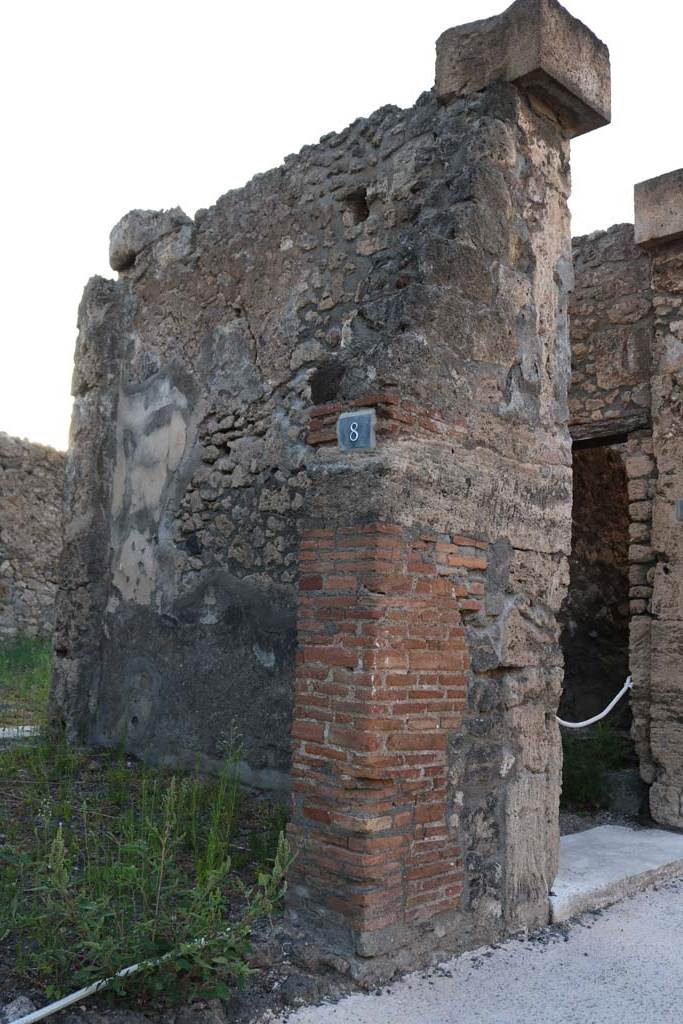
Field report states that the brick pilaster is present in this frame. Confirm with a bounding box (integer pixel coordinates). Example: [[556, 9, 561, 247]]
[[287, 523, 487, 955]]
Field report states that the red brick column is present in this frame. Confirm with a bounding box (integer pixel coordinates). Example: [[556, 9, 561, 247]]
[[287, 523, 487, 956]]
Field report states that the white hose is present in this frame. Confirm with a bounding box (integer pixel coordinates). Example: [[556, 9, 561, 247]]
[[12, 932, 224, 1024], [0, 725, 41, 740], [12, 962, 144, 1024], [556, 675, 633, 729]]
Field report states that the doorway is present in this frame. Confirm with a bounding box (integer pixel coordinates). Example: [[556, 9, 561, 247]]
[[558, 440, 641, 818]]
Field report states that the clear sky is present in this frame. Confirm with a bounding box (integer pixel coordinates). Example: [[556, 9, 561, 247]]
[[1, 0, 681, 451]]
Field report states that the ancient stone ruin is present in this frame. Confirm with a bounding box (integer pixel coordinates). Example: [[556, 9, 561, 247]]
[[562, 169, 683, 833], [0, 433, 64, 639], [47, 0, 683, 981]]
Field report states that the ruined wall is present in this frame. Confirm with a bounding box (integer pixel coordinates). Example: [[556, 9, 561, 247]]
[[52, 0, 611, 976], [53, 78, 575, 804], [567, 178, 683, 829], [0, 433, 65, 640], [569, 224, 652, 439], [567, 225, 655, 778], [288, 60, 580, 959], [637, 170, 683, 826]]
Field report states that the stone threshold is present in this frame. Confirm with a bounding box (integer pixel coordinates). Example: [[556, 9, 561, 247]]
[[550, 824, 683, 922]]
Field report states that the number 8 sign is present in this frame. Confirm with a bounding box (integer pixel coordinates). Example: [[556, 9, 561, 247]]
[[336, 408, 376, 452]]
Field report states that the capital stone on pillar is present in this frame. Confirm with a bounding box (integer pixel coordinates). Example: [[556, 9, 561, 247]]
[[634, 169, 683, 249], [435, 0, 610, 137]]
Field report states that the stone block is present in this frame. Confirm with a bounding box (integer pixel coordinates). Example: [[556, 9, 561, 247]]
[[505, 768, 559, 928], [634, 168, 683, 249], [435, 0, 610, 137], [650, 782, 683, 830], [629, 500, 652, 523], [650, 620, 683, 707], [627, 479, 651, 502], [625, 454, 654, 479], [629, 564, 649, 586], [629, 544, 655, 564], [109, 207, 192, 272], [651, 561, 683, 621]]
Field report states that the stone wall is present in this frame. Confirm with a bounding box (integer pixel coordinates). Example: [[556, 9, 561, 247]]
[[623, 429, 657, 779], [565, 174, 683, 831], [569, 224, 652, 440], [51, 0, 610, 976], [637, 171, 683, 826], [566, 225, 656, 777], [0, 433, 65, 639]]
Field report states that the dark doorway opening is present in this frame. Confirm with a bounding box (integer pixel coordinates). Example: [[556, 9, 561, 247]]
[[558, 442, 642, 820], [561, 444, 630, 722]]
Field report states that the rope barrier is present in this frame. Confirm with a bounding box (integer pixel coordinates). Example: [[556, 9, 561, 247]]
[[556, 675, 633, 729]]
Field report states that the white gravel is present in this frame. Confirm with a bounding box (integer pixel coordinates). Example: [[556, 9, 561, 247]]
[[278, 877, 683, 1024]]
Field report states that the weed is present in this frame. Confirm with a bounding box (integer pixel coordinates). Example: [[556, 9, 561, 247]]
[[561, 721, 631, 809], [0, 737, 291, 1006], [248, 801, 290, 870]]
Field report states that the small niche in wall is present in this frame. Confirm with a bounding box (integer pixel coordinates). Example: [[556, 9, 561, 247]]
[[342, 187, 370, 226], [310, 361, 345, 404]]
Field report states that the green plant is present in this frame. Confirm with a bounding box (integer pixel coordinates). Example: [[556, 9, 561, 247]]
[[0, 737, 292, 1006], [561, 721, 631, 809], [248, 801, 289, 870], [0, 634, 52, 726]]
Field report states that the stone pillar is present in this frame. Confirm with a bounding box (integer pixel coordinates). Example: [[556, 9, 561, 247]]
[[634, 169, 683, 827], [287, 0, 610, 978], [50, 277, 129, 741]]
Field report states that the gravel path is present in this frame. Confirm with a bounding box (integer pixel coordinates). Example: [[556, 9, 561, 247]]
[[276, 877, 683, 1024]]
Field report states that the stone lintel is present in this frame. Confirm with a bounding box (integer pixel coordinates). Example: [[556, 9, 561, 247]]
[[570, 411, 651, 444], [435, 0, 610, 138], [634, 169, 683, 249]]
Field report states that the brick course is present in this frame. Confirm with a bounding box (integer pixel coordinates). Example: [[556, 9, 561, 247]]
[[306, 392, 467, 448]]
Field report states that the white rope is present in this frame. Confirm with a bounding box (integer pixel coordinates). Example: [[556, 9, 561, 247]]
[[12, 931, 228, 1024], [556, 675, 632, 729], [12, 961, 145, 1024]]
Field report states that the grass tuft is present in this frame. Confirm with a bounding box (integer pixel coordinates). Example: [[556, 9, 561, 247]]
[[0, 737, 291, 1006], [0, 635, 52, 727]]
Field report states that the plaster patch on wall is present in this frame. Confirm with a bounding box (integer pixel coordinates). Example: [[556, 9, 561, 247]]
[[113, 529, 157, 605], [111, 374, 189, 606]]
